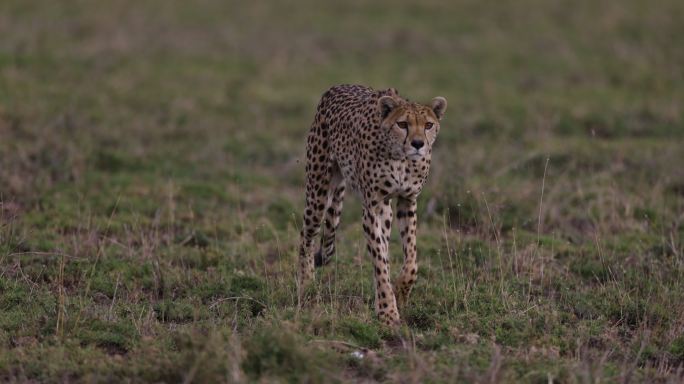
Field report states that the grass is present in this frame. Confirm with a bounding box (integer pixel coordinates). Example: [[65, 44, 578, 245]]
[[1, 0, 683, 382]]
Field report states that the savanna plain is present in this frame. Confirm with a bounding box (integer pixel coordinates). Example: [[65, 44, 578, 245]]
[[1, 1, 683, 382]]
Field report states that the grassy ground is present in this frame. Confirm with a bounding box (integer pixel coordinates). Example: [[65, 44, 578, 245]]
[[1, 0, 683, 382]]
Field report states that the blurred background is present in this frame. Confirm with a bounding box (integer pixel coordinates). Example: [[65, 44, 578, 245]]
[[1, 1, 683, 229], [1, 0, 683, 382]]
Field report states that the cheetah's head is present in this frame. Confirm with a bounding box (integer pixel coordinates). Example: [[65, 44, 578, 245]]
[[379, 95, 447, 161]]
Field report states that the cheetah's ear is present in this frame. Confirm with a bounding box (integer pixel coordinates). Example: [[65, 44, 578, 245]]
[[431, 97, 447, 120], [379, 96, 399, 119]]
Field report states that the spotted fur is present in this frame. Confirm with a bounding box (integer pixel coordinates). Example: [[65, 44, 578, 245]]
[[298, 84, 447, 326]]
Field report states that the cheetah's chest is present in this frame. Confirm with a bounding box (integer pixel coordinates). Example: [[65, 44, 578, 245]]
[[378, 158, 430, 198]]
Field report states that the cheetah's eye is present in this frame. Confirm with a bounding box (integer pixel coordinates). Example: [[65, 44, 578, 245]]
[[425, 122, 434, 130], [397, 121, 409, 130]]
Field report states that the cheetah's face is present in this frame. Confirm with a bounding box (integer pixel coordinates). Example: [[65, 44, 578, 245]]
[[379, 96, 447, 160]]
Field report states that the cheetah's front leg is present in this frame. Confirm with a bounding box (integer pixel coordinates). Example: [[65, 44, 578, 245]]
[[394, 197, 419, 309], [363, 201, 400, 327]]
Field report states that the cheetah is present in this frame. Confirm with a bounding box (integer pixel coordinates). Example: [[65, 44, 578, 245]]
[[298, 84, 447, 326]]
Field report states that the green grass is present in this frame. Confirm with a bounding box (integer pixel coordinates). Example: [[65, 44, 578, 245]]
[[1, 0, 683, 382]]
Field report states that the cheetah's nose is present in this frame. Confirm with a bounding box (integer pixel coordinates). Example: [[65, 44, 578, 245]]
[[410, 139, 424, 150]]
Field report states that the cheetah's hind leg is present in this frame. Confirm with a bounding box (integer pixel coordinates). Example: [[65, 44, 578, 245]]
[[298, 123, 332, 290], [315, 164, 345, 267]]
